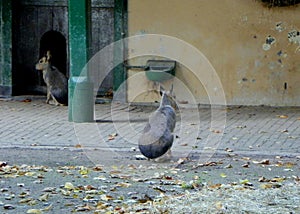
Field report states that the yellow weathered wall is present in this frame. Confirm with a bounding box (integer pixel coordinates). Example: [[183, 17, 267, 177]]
[[127, 0, 300, 106]]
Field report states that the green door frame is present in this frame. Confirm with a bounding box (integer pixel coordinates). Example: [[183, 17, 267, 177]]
[[68, 0, 93, 122], [0, 0, 12, 96], [68, 0, 127, 122], [113, 0, 127, 99]]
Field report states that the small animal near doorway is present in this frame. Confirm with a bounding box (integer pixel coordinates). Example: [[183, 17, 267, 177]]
[[39, 31, 67, 78]]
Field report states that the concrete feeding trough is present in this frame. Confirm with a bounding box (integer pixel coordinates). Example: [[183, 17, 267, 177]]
[[145, 60, 176, 82], [126, 60, 176, 82]]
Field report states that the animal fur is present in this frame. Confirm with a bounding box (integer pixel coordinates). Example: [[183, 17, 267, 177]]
[[35, 51, 68, 105], [138, 86, 176, 159]]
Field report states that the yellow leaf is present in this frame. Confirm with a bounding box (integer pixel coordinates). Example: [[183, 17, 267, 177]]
[[64, 182, 75, 190], [285, 162, 295, 168], [215, 201, 223, 210], [24, 172, 36, 177], [220, 173, 227, 178], [260, 183, 273, 189], [271, 177, 285, 183], [26, 209, 42, 214], [79, 167, 90, 175], [277, 115, 288, 119], [240, 179, 250, 185]]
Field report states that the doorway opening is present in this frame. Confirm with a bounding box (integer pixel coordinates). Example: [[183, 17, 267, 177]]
[[39, 31, 67, 77]]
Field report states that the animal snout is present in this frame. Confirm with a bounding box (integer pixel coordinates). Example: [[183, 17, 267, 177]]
[[35, 63, 43, 70]]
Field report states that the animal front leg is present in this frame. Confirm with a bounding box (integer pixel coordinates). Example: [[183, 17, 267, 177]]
[[46, 89, 51, 104], [166, 148, 172, 159]]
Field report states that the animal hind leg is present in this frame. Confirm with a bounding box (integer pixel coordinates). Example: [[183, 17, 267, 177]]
[[51, 94, 63, 106]]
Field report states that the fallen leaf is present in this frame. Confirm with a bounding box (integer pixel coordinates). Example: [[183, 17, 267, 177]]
[[271, 177, 285, 183], [242, 163, 250, 168], [42, 187, 56, 192], [0, 161, 8, 167], [284, 162, 295, 168], [277, 115, 288, 119], [93, 165, 103, 171], [108, 133, 118, 140], [38, 193, 49, 201], [253, 159, 270, 165], [75, 204, 94, 212], [225, 148, 233, 152], [260, 183, 282, 189], [64, 182, 75, 190], [177, 158, 188, 164], [42, 204, 53, 211], [260, 183, 273, 189], [19, 198, 34, 204], [22, 98, 32, 103], [26, 209, 42, 214], [79, 166, 90, 175], [258, 176, 267, 182], [208, 184, 222, 189], [215, 201, 224, 210], [100, 194, 114, 201], [116, 182, 132, 188], [138, 194, 153, 203], [224, 164, 233, 169], [240, 179, 250, 185], [18, 191, 29, 198], [220, 173, 227, 178], [242, 157, 251, 160], [24, 172, 36, 177]]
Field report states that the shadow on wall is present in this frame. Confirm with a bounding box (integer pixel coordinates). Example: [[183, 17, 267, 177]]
[[260, 0, 300, 7]]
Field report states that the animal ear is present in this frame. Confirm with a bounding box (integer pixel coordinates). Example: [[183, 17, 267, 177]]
[[159, 85, 165, 96], [46, 51, 51, 61], [170, 84, 174, 94]]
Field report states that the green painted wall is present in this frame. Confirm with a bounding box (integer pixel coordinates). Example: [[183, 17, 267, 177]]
[[0, 0, 12, 96]]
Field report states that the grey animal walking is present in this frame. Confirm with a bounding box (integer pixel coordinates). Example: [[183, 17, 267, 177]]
[[35, 51, 68, 106], [138, 85, 177, 160]]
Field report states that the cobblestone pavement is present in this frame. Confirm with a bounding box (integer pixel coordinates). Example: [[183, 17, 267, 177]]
[[0, 97, 300, 164], [0, 96, 299, 166], [0, 96, 300, 213]]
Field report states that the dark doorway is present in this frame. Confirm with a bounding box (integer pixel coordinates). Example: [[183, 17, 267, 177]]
[[40, 30, 67, 77]]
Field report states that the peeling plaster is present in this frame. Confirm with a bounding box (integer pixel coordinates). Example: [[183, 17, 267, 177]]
[[288, 29, 300, 44], [262, 35, 276, 51]]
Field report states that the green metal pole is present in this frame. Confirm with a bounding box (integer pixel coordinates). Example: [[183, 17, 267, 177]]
[[113, 0, 126, 97], [0, 0, 12, 96], [68, 0, 94, 122]]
